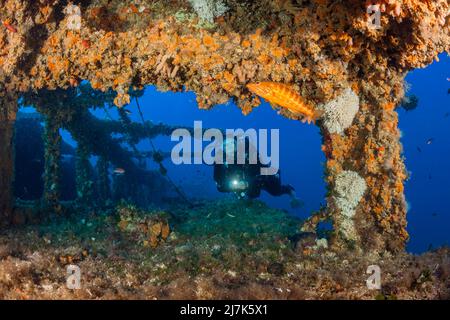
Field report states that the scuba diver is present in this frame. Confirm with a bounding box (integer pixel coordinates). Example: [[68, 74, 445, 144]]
[[213, 136, 302, 208]]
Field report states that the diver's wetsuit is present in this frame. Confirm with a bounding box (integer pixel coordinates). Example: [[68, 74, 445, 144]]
[[213, 151, 294, 199], [248, 172, 295, 198]]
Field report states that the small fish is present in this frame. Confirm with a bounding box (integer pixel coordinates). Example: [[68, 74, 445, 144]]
[[444, 112, 449, 118], [426, 138, 434, 145], [247, 82, 322, 124], [416, 147, 422, 153], [226, 213, 236, 218], [2, 20, 17, 33], [431, 212, 438, 217], [113, 168, 126, 175], [124, 109, 132, 115]]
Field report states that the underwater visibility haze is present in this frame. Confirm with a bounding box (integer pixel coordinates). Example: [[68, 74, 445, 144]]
[[0, 0, 449, 301]]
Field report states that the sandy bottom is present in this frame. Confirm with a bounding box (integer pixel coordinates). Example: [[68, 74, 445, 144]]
[[0, 199, 448, 300]]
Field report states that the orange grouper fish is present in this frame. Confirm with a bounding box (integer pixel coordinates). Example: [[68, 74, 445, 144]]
[[247, 82, 322, 124]]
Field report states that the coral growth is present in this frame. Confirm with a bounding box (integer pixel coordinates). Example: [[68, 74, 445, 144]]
[[333, 170, 367, 243], [42, 112, 62, 211], [0, 199, 448, 300], [117, 204, 170, 248], [188, 0, 228, 23]]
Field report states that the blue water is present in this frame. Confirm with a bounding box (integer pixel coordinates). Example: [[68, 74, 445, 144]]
[[125, 87, 325, 219], [37, 54, 450, 254], [399, 53, 450, 253]]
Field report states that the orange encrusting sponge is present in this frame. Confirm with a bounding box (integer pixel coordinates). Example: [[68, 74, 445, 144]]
[[247, 82, 321, 124]]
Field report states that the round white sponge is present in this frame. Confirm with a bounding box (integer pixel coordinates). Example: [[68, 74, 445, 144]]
[[321, 88, 360, 134]]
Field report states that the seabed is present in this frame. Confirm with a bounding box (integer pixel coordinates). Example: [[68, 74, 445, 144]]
[[0, 199, 448, 300]]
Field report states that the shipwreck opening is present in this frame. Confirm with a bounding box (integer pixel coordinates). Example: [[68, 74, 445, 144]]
[[133, 85, 327, 218], [12, 85, 185, 215], [11, 83, 327, 221], [0, 0, 447, 258]]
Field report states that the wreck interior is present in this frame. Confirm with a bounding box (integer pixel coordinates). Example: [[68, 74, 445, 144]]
[[0, 0, 449, 299]]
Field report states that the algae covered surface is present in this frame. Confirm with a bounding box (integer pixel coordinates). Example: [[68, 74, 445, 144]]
[[0, 199, 448, 300]]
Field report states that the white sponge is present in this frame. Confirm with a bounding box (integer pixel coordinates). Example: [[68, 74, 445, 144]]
[[321, 88, 360, 134], [334, 170, 367, 218], [333, 170, 367, 241]]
